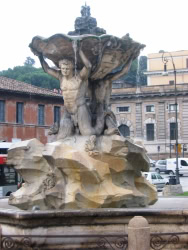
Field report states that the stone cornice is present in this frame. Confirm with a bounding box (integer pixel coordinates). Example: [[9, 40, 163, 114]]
[[144, 68, 188, 76], [111, 84, 188, 100]]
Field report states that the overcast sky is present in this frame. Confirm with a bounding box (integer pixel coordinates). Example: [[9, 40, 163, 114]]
[[0, 0, 187, 71]]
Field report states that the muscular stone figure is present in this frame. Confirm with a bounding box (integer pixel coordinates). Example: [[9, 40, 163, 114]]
[[89, 57, 134, 135], [38, 47, 104, 139]]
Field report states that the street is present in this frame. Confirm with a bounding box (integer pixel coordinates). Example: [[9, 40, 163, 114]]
[[150, 166, 188, 192]]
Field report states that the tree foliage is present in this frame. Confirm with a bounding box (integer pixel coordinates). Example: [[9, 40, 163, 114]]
[[138, 56, 147, 85], [0, 58, 59, 90], [24, 57, 35, 67], [119, 56, 147, 85]]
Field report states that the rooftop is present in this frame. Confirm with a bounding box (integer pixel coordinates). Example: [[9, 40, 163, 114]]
[[0, 76, 62, 98]]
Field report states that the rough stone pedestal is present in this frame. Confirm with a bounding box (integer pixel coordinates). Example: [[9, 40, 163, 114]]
[[7, 135, 157, 210], [163, 184, 183, 196]]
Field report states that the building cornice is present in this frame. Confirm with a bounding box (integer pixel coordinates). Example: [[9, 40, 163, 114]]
[[144, 69, 188, 76], [111, 84, 188, 100]]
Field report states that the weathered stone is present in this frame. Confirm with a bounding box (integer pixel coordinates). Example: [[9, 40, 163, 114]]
[[7, 136, 157, 210], [7, 139, 65, 210], [163, 184, 183, 196], [128, 216, 150, 250], [68, 4, 106, 36], [9, 5, 155, 211], [29, 34, 145, 81]]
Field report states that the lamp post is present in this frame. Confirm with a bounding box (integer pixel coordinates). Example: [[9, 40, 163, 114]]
[[162, 52, 180, 184], [169, 107, 172, 158]]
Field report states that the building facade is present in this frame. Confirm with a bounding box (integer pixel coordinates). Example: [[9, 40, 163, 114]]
[[0, 77, 63, 144], [111, 84, 188, 160], [145, 50, 188, 86]]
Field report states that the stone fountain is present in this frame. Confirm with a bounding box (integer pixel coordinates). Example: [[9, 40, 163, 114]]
[[7, 4, 157, 210], [1, 7, 188, 250], [3, 6, 188, 250]]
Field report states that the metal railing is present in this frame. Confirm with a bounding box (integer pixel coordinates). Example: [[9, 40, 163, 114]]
[[0, 233, 128, 250], [1, 231, 188, 249]]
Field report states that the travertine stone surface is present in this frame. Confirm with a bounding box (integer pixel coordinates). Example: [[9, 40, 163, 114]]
[[162, 184, 183, 196], [29, 12, 145, 140], [9, 6, 154, 210], [128, 216, 150, 250], [7, 136, 157, 210], [7, 139, 65, 210]]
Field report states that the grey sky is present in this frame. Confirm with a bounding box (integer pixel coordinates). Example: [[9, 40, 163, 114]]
[[0, 0, 187, 70]]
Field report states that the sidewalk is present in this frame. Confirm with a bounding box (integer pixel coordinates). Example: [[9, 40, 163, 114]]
[[0, 197, 187, 210], [149, 196, 188, 209]]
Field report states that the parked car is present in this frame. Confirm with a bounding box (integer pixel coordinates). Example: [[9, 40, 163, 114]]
[[149, 158, 156, 168], [142, 172, 169, 191], [155, 158, 188, 176]]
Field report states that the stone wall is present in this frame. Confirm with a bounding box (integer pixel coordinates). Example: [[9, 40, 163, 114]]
[[0, 208, 187, 249]]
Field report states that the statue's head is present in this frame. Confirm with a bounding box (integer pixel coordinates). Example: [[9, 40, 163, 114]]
[[59, 59, 74, 76]]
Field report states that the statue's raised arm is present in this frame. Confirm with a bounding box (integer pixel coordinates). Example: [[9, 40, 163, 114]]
[[79, 45, 92, 80], [38, 54, 60, 80]]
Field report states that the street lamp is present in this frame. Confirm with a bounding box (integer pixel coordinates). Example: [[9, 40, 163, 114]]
[[162, 52, 180, 184]]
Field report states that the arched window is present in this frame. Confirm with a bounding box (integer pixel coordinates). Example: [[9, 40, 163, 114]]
[[118, 124, 130, 137]]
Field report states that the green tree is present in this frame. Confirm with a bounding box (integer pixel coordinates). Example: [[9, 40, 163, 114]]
[[24, 57, 35, 67], [120, 59, 138, 84], [138, 56, 147, 85], [120, 56, 147, 86], [0, 57, 59, 90]]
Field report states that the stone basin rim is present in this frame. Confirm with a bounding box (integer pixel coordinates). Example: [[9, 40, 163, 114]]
[[29, 33, 146, 45], [0, 208, 187, 220]]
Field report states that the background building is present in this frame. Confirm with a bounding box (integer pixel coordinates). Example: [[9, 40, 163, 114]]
[[0, 77, 63, 144], [146, 50, 188, 86], [112, 50, 188, 159]]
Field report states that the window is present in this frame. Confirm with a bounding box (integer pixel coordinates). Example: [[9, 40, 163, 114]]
[[146, 123, 154, 141], [146, 105, 155, 112], [170, 122, 177, 140], [169, 80, 174, 85], [186, 58, 188, 68], [118, 124, 130, 137], [0, 148, 8, 154], [151, 174, 157, 180], [0, 100, 5, 122], [117, 106, 130, 113], [181, 160, 188, 166], [38, 104, 45, 125], [16, 102, 24, 124], [158, 160, 166, 166], [54, 106, 60, 124], [156, 174, 163, 180], [0, 166, 17, 185], [168, 104, 179, 112]]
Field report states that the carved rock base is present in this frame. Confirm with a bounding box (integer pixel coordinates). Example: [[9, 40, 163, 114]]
[[7, 136, 157, 210]]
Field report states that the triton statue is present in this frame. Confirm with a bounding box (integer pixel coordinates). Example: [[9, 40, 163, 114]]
[[7, 5, 158, 211]]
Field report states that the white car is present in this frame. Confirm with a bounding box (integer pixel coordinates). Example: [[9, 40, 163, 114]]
[[149, 158, 156, 168], [142, 172, 169, 191], [155, 158, 188, 176]]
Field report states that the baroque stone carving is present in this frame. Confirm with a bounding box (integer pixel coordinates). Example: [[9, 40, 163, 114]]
[[68, 4, 106, 36], [7, 137, 157, 210], [7, 5, 157, 210], [42, 173, 56, 191]]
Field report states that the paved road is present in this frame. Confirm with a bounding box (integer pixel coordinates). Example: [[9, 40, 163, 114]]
[[149, 196, 188, 209]]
